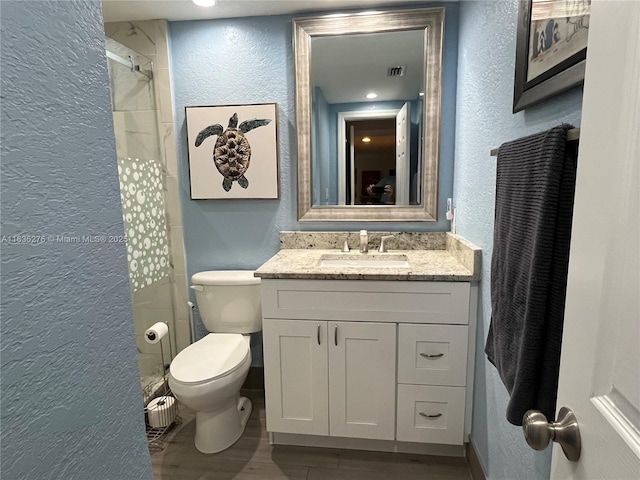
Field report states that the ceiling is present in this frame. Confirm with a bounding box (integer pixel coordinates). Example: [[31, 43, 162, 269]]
[[101, 0, 433, 22], [311, 30, 424, 104]]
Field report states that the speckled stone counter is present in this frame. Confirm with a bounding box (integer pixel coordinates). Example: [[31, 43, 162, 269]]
[[255, 232, 481, 281]]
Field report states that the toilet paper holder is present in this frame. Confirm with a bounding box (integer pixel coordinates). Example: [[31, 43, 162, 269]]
[[141, 321, 180, 451]]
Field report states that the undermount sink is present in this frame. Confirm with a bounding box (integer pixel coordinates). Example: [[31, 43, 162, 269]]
[[317, 254, 410, 269]]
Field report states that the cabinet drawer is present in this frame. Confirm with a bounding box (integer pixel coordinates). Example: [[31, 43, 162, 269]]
[[397, 324, 468, 386], [396, 385, 465, 445], [261, 279, 470, 324]]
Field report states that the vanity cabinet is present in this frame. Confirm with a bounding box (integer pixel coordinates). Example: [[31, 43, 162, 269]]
[[263, 319, 396, 440], [261, 279, 477, 449]]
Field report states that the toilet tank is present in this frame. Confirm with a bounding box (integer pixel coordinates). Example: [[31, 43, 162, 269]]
[[191, 271, 262, 334]]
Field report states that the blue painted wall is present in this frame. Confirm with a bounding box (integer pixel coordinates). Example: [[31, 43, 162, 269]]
[[0, 1, 152, 479], [169, 5, 458, 342], [453, 1, 583, 479]]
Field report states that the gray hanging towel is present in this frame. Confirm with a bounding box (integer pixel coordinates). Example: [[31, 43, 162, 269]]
[[485, 124, 577, 426]]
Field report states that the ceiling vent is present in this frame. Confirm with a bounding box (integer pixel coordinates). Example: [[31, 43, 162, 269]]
[[387, 66, 406, 77]]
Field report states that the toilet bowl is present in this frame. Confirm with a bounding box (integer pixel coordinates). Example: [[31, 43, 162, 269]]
[[168, 270, 262, 454], [169, 333, 252, 453]]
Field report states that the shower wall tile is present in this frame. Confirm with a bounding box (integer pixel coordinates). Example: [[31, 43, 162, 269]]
[[111, 111, 128, 158], [112, 111, 162, 160], [151, 21, 169, 69], [155, 67, 174, 124], [175, 316, 191, 353], [165, 175, 183, 227], [131, 283, 155, 309], [132, 277, 173, 311], [152, 277, 174, 310], [169, 239, 187, 353], [140, 308, 175, 331], [170, 226, 186, 275], [172, 273, 191, 353], [162, 124, 178, 176], [151, 20, 190, 351], [109, 64, 156, 112], [104, 21, 158, 60]]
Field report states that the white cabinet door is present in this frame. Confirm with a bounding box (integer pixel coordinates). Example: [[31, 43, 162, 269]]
[[329, 321, 396, 440], [263, 319, 329, 435]]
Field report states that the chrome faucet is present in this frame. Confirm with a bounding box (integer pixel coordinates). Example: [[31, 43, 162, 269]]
[[378, 234, 395, 253], [359, 230, 368, 253]]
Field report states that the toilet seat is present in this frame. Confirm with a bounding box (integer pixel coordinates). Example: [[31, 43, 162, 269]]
[[170, 333, 249, 385]]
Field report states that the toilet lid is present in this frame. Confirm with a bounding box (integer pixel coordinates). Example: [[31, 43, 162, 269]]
[[191, 270, 260, 286], [170, 334, 249, 384]]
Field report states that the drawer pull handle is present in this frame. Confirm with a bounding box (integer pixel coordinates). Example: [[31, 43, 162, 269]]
[[420, 353, 444, 359], [334, 324, 338, 346], [317, 324, 321, 345], [419, 412, 442, 419]]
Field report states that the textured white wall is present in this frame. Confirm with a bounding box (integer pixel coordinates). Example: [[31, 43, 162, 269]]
[[0, 1, 152, 478], [453, 1, 583, 479]]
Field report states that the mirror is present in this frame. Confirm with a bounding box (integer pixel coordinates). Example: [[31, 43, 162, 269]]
[[294, 8, 444, 222]]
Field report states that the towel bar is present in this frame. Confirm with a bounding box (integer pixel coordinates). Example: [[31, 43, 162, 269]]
[[490, 128, 580, 156]]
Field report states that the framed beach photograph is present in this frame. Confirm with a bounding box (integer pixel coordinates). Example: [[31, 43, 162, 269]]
[[513, 0, 591, 112], [185, 103, 279, 200]]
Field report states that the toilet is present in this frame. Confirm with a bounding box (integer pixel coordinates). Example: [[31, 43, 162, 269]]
[[168, 270, 261, 454]]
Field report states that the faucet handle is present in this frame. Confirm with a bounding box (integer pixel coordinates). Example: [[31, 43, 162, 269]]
[[378, 235, 395, 253], [359, 230, 368, 253]]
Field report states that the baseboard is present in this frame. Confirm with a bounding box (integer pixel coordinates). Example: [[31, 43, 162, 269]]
[[466, 440, 487, 480], [242, 366, 264, 390], [271, 432, 465, 457]]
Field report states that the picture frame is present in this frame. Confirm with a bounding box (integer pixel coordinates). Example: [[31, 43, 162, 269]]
[[185, 103, 279, 200], [513, 0, 590, 113]]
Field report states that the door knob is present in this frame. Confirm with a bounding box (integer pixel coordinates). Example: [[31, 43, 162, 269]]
[[522, 407, 581, 461]]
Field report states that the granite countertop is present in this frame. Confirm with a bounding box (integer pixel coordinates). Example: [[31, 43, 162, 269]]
[[255, 232, 481, 282]]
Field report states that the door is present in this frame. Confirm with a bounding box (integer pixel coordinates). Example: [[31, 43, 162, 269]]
[[551, 1, 640, 478], [263, 319, 329, 435], [395, 102, 411, 205], [329, 322, 396, 440], [348, 124, 355, 205]]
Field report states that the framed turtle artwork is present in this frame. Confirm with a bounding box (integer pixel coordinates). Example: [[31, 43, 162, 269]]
[[185, 103, 280, 199]]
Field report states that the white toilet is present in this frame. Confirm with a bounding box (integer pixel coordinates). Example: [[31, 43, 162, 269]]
[[168, 270, 261, 454]]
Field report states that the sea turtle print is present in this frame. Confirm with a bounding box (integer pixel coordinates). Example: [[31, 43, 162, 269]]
[[194, 113, 271, 192]]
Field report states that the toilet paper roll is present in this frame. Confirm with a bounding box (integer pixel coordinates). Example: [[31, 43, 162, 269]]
[[145, 322, 168, 344], [147, 395, 177, 429]]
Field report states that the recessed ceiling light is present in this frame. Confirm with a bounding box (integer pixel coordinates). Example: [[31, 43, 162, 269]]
[[365, 92, 378, 99], [362, 137, 372, 143], [193, 0, 216, 7]]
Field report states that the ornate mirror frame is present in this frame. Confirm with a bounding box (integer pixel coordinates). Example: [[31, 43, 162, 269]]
[[294, 8, 444, 222]]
